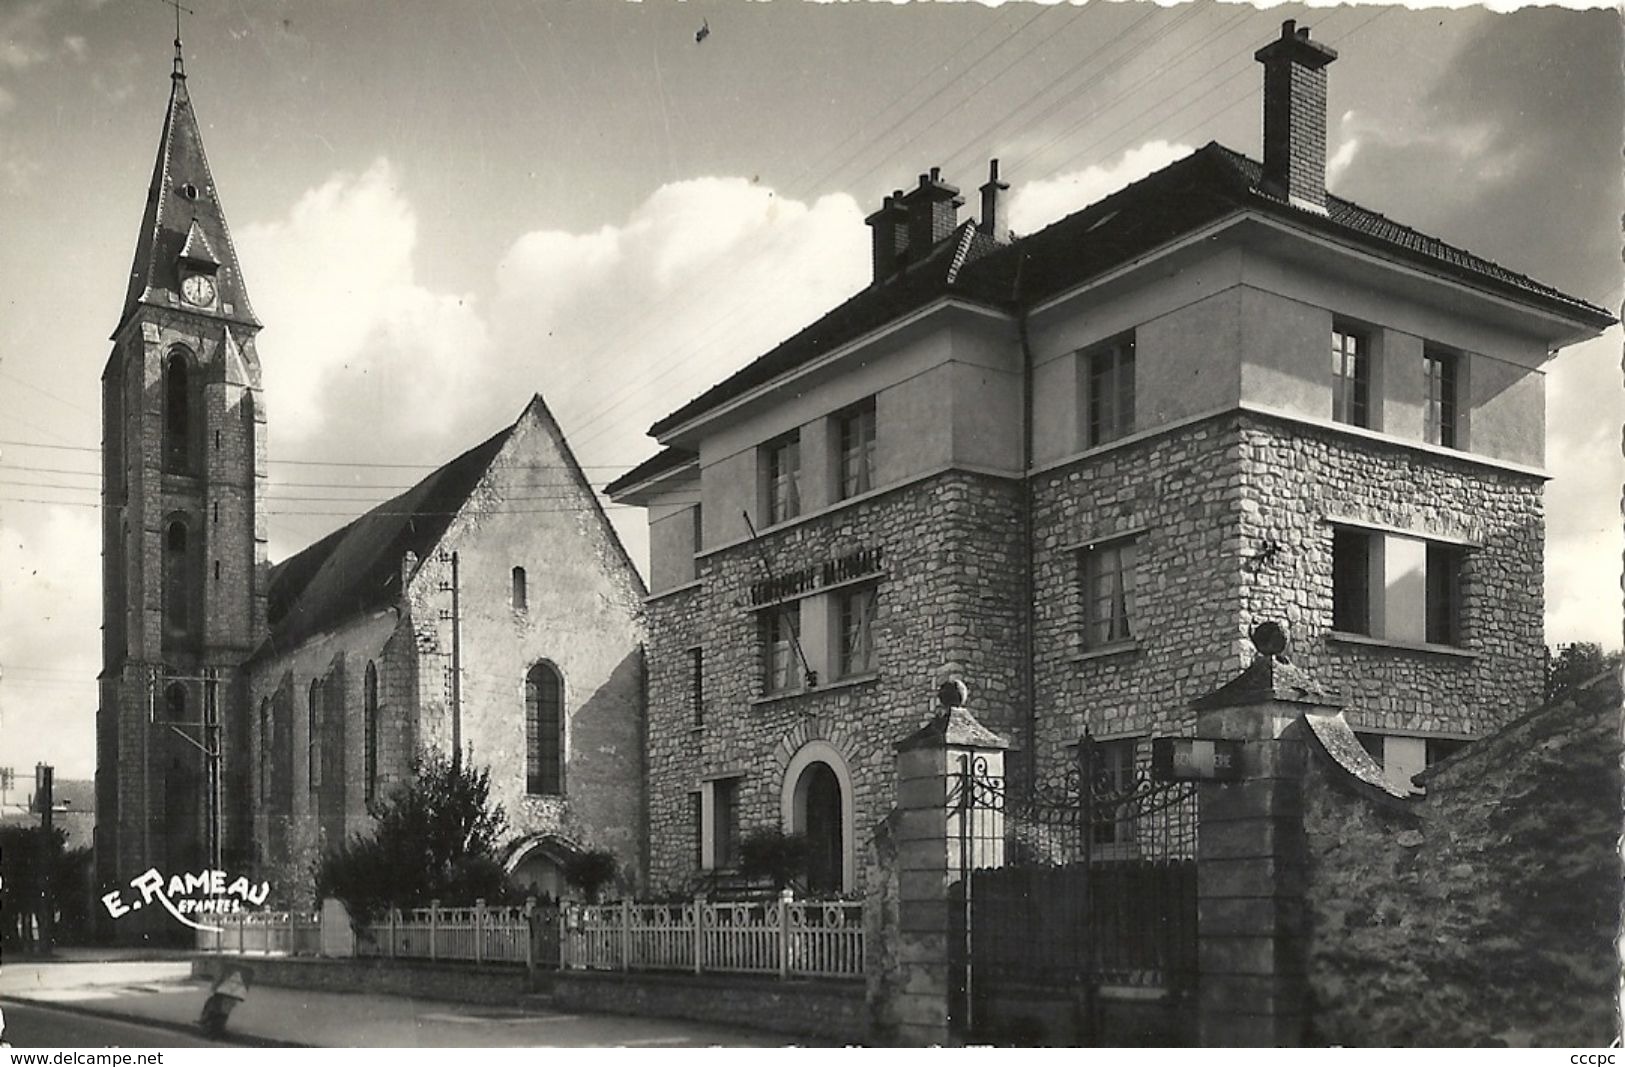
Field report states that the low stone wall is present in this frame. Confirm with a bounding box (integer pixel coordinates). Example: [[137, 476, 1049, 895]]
[[1301, 675, 1622, 1047], [973, 984, 1197, 1046], [534, 969, 869, 1044], [192, 954, 529, 1006]]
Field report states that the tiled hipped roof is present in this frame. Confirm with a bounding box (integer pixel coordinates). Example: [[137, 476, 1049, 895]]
[[602, 446, 697, 497], [645, 143, 1613, 440]]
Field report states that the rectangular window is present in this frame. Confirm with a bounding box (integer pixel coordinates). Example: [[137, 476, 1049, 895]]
[[690, 792, 704, 870], [1425, 544, 1464, 645], [836, 586, 877, 677], [1360, 733, 1469, 794], [689, 647, 705, 726], [761, 602, 802, 694], [835, 399, 877, 500], [762, 433, 802, 525], [1425, 737, 1469, 765], [1423, 350, 1458, 448], [1332, 326, 1369, 427], [1084, 336, 1136, 447], [1090, 738, 1140, 847], [1081, 539, 1137, 648], [712, 778, 740, 870], [1331, 528, 1373, 634]]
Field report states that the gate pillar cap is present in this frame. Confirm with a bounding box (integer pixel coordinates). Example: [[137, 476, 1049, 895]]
[[896, 705, 1010, 753], [1193, 623, 1341, 711]]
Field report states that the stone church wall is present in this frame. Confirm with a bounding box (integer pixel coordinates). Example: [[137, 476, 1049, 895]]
[[248, 611, 395, 905], [405, 407, 648, 887]]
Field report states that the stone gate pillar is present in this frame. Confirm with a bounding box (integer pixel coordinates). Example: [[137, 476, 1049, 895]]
[[1191, 623, 1339, 1046], [886, 680, 1010, 1046]]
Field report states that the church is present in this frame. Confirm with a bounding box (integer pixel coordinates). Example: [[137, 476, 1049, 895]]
[[95, 45, 646, 936]]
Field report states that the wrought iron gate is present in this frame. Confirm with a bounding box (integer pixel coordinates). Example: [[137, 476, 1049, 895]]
[[948, 734, 1198, 1044]]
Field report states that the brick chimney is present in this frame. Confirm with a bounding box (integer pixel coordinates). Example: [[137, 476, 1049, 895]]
[[978, 159, 1010, 241], [899, 167, 964, 257], [1255, 19, 1338, 213], [864, 191, 909, 282]]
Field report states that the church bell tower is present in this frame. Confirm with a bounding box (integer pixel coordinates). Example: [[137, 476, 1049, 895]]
[[97, 39, 268, 936]]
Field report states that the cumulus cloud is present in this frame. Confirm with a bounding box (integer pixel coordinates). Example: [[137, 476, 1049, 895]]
[[0, 506, 100, 778], [483, 176, 868, 458], [233, 167, 868, 572], [237, 158, 491, 445], [1006, 140, 1192, 237], [1543, 327, 1624, 648]]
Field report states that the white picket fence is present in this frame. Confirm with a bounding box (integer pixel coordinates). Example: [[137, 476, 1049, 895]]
[[355, 902, 531, 964], [198, 900, 532, 965], [195, 910, 322, 956], [563, 895, 866, 980]]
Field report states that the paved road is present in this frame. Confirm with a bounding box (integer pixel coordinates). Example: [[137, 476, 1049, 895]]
[[1, 1000, 225, 1048], [0, 960, 788, 1047]]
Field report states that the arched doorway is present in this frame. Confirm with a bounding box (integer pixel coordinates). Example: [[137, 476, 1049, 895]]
[[801, 763, 843, 894], [780, 741, 856, 895], [503, 835, 581, 902]]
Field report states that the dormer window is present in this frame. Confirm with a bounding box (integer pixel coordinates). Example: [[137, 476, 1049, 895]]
[[177, 220, 220, 309]]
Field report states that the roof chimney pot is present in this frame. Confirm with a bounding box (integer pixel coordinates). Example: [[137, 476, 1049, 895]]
[[978, 158, 1011, 242]]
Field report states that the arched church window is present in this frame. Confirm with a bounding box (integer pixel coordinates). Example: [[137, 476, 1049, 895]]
[[524, 662, 563, 796], [364, 662, 380, 803], [308, 680, 321, 793], [163, 519, 193, 641], [164, 351, 193, 473], [165, 682, 187, 722], [512, 567, 528, 612], [258, 697, 271, 801]]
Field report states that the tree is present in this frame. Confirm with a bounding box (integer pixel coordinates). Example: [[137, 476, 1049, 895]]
[[0, 825, 90, 949], [314, 752, 515, 921], [1545, 643, 1622, 705]]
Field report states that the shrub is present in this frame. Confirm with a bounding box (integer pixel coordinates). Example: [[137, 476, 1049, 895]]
[[563, 850, 619, 903], [314, 751, 512, 921], [739, 829, 809, 892]]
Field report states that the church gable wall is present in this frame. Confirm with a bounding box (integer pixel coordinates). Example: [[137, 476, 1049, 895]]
[[406, 403, 648, 889]]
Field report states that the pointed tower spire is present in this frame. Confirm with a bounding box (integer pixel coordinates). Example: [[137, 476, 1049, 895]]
[[114, 47, 258, 339]]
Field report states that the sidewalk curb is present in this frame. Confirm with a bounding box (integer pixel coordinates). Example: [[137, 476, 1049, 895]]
[[0, 994, 311, 1048]]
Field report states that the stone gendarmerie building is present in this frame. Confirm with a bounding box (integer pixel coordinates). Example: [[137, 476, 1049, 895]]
[[607, 21, 1614, 897], [97, 48, 645, 930]]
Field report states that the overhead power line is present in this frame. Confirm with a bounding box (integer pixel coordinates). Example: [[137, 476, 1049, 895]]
[[0, 439, 639, 471]]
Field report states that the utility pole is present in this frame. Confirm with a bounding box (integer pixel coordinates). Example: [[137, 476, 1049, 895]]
[[205, 667, 221, 870], [439, 551, 463, 770], [36, 762, 54, 954]]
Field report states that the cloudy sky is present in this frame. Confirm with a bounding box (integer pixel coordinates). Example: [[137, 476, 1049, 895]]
[[1, 0, 1619, 781]]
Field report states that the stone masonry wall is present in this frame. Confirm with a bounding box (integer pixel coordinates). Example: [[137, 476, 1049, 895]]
[[1029, 411, 1546, 791], [1301, 675, 1621, 1046], [404, 404, 648, 886], [643, 470, 1026, 895], [1236, 413, 1545, 735], [1030, 417, 1248, 785]]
